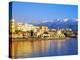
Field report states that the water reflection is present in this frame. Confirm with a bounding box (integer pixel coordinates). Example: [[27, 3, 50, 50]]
[[10, 38, 77, 58]]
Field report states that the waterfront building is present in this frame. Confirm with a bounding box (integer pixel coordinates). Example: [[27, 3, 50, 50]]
[[16, 23, 37, 32], [9, 19, 16, 33], [54, 30, 65, 38], [24, 24, 35, 31], [9, 19, 66, 39], [40, 26, 49, 32], [35, 26, 49, 37], [16, 23, 27, 32]]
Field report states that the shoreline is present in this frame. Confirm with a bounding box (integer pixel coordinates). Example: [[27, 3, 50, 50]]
[[9, 37, 77, 42]]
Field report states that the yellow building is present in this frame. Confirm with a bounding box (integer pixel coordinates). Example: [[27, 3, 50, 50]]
[[40, 26, 48, 32], [35, 26, 49, 37], [16, 23, 26, 31], [54, 30, 65, 38], [16, 23, 37, 32], [9, 19, 16, 33]]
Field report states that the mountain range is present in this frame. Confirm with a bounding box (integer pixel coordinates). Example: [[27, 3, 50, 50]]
[[36, 18, 78, 30]]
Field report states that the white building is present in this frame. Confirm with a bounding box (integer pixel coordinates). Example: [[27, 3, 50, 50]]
[[24, 24, 37, 32], [16, 22, 37, 32]]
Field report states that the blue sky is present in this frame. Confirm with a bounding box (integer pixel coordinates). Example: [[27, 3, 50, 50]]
[[9, 1, 78, 24]]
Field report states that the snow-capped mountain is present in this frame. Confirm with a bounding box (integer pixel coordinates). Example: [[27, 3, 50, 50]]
[[37, 18, 78, 30]]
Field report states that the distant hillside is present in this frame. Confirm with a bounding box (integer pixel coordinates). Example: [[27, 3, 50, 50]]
[[37, 18, 78, 30]]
